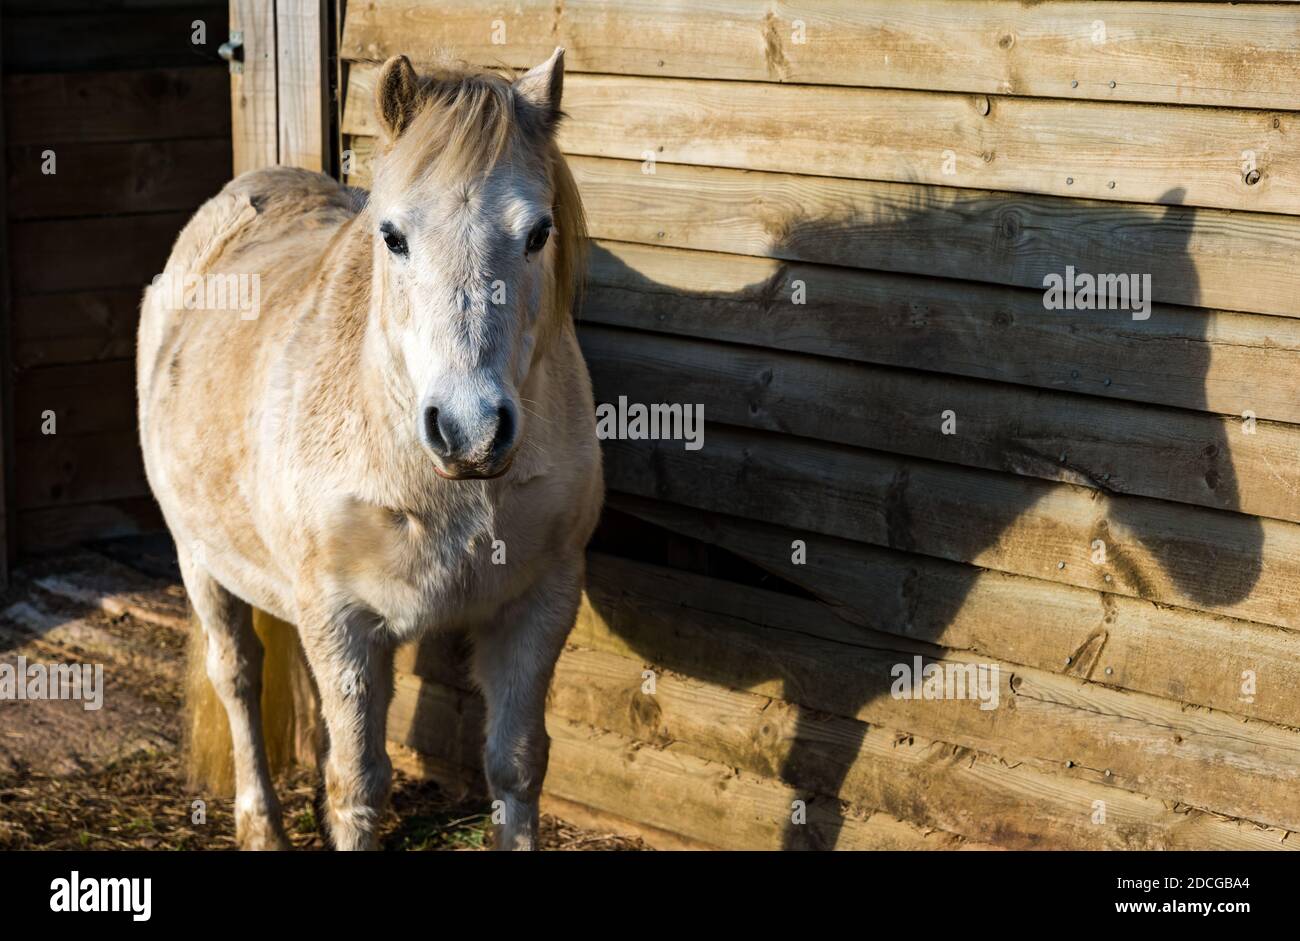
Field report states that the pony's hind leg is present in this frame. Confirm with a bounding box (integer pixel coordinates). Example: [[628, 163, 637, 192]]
[[472, 563, 583, 851], [181, 554, 290, 849]]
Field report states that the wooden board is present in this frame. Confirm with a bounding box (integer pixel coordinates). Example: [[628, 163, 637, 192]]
[[339, 0, 1300, 110], [388, 674, 989, 850], [14, 360, 137, 439], [541, 644, 1292, 850], [602, 423, 1300, 631], [2, 8, 225, 72], [395, 629, 1295, 849], [609, 494, 1300, 731], [579, 325, 1300, 523], [578, 240, 1300, 426], [394, 551, 1300, 838], [230, 0, 278, 173], [346, 65, 1300, 215], [567, 156, 1300, 321], [11, 290, 142, 368], [346, 145, 1300, 320], [9, 212, 188, 294], [3, 67, 230, 145], [276, 0, 331, 172], [569, 553, 1300, 833], [17, 497, 163, 554], [17, 431, 148, 509], [5, 138, 230, 219], [341, 132, 373, 186]]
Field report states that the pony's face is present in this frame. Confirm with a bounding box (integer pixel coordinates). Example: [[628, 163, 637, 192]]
[[368, 51, 568, 480]]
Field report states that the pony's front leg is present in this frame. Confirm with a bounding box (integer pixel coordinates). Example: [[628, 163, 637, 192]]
[[472, 562, 583, 850], [297, 605, 396, 850]]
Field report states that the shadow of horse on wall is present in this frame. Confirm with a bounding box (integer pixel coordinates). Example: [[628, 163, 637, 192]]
[[410, 185, 1267, 849]]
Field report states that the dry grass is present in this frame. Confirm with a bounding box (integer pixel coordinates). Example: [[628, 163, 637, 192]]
[[0, 545, 649, 852], [0, 749, 647, 851]]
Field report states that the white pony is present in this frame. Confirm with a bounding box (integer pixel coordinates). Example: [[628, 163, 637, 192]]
[[137, 49, 602, 849]]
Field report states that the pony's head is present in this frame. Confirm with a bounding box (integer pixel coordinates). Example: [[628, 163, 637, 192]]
[[366, 49, 584, 480]]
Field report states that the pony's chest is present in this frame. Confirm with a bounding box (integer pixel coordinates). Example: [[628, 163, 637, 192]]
[[322, 493, 537, 639]]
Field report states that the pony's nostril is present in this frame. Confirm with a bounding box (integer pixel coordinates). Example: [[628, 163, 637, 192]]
[[492, 404, 516, 455], [423, 406, 451, 457]]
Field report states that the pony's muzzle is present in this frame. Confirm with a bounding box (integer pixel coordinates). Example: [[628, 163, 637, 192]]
[[421, 398, 518, 479]]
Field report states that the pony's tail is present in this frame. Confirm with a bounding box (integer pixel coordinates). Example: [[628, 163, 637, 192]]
[[185, 610, 322, 796]]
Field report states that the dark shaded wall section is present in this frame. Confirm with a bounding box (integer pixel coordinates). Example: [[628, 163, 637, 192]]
[[2, 0, 230, 555]]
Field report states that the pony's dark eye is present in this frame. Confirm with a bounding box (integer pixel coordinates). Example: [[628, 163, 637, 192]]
[[380, 221, 408, 256], [525, 217, 552, 255]]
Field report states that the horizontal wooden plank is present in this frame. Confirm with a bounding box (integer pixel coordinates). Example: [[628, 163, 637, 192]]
[[396, 629, 1295, 848], [389, 674, 988, 850], [18, 496, 163, 553], [3, 9, 225, 72], [567, 156, 1300, 320], [540, 643, 1291, 850], [572, 553, 1300, 833], [579, 240, 1300, 425], [609, 494, 1300, 731], [535, 791, 712, 851], [390, 737, 715, 850], [350, 145, 1300, 319], [3, 67, 230, 144], [345, 142, 1300, 421], [10, 211, 188, 294], [346, 65, 1300, 215], [12, 290, 141, 368], [339, 0, 1300, 110], [402, 547, 1300, 841], [16, 431, 149, 510], [602, 423, 1297, 631], [14, 360, 137, 438], [580, 325, 1300, 523], [6, 138, 230, 219]]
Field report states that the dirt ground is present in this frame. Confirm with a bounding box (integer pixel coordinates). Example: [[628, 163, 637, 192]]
[[0, 538, 645, 851]]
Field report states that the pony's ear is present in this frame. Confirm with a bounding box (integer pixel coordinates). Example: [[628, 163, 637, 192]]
[[374, 54, 421, 140], [515, 47, 564, 130]]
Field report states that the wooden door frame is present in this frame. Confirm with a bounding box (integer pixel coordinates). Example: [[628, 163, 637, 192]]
[[229, 0, 338, 177]]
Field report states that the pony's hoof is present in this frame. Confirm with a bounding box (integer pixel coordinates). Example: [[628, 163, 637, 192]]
[[238, 817, 292, 851]]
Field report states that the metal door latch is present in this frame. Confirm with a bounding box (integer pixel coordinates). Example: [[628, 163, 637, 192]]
[[218, 31, 245, 74]]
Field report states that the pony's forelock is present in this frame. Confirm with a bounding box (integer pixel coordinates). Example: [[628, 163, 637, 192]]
[[374, 60, 555, 185]]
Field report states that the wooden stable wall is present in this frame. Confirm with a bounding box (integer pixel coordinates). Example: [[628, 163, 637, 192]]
[[340, 2, 1300, 849], [2, 0, 230, 554]]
